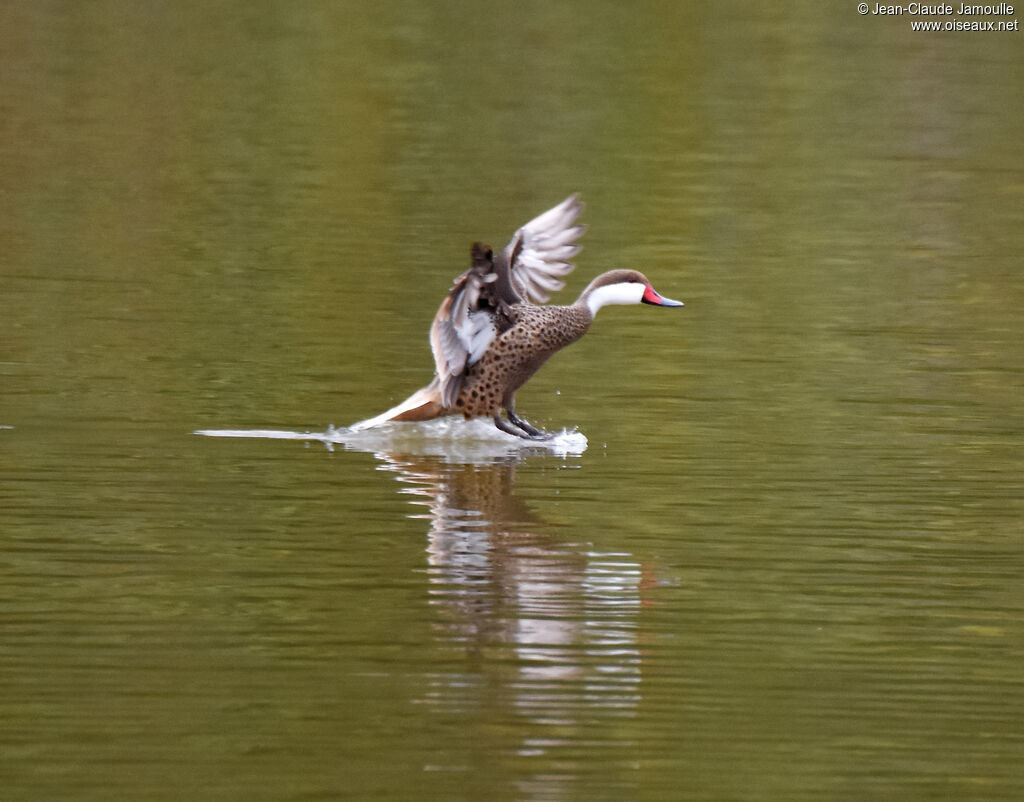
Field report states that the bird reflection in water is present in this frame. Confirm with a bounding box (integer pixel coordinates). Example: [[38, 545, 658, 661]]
[[194, 421, 650, 779], [372, 446, 645, 747]]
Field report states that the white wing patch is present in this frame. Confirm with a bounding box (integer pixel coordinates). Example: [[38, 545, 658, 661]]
[[461, 310, 497, 364]]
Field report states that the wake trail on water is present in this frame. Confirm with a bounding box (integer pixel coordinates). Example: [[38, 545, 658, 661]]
[[194, 418, 588, 459]]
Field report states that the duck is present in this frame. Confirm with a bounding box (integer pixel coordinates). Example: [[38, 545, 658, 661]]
[[350, 195, 683, 440]]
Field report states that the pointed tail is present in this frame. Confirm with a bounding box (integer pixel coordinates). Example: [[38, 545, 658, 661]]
[[349, 378, 447, 431]]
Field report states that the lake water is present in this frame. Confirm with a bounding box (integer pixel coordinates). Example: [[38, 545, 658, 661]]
[[2, 2, 1023, 800]]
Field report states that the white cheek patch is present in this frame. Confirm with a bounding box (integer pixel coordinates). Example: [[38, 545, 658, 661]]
[[586, 282, 646, 316]]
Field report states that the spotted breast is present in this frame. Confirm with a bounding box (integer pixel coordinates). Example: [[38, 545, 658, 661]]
[[452, 304, 592, 419]]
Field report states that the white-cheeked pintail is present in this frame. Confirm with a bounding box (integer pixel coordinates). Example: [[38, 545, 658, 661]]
[[351, 195, 683, 439]]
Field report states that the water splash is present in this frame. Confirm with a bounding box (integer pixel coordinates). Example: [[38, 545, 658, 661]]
[[194, 418, 588, 460]]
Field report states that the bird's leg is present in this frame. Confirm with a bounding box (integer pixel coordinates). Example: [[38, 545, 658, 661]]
[[506, 409, 546, 438], [503, 397, 551, 439], [493, 414, 537, 440]]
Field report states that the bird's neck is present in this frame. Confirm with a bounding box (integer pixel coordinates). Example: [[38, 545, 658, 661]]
[[576, 282, 645, 317]]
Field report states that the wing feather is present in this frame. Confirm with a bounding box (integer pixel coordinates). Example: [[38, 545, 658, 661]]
[[427, 195, 586, 408], [504, 194, 586, 304], [429, 244, 507, 409]]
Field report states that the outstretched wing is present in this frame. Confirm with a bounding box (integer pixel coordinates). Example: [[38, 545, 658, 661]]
[[428, 196, 586, 409], [503, 194, 585, 304], [429, 243, 507, 409]]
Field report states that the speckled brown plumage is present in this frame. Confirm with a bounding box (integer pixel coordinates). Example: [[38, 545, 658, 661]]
[[349, 195, 683, 439], [451, 302, 592, 418]]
